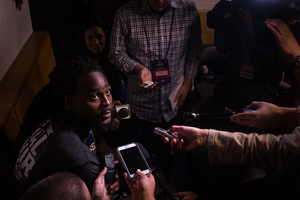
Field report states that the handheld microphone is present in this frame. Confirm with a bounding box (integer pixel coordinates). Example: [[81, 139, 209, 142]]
[[136, 143, 179, 200]]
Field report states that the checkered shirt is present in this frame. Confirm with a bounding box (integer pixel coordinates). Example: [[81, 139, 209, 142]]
[[108, 0, 202, 122]]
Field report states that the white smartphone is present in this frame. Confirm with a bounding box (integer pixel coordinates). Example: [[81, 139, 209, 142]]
[[117, 143, 151, 180], [139, 81, 154, 88]]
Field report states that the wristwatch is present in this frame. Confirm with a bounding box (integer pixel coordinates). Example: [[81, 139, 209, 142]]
[[291, 55, 300, 68]]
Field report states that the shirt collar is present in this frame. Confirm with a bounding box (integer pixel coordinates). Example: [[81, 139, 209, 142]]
[[139, 0, 180, 15]]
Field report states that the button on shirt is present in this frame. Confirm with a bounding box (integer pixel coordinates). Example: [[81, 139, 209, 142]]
[[109, 0, 202, 122]]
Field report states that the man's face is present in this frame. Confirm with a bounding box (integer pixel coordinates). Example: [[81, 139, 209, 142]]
[[72, 71, 113, 126], [148, 0, 173, 12]]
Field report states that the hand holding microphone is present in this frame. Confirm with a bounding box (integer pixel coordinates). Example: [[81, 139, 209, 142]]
[[162, 125, 210, 151]]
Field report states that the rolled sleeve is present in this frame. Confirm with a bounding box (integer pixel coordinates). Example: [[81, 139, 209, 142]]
[[297, 106, 300, 125], [108, 10, 139, 75]]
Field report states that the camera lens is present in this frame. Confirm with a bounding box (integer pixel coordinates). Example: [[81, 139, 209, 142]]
[[119, 108, 129, 118]]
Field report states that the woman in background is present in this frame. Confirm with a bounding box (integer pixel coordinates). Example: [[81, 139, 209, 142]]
[[75, 15, 127, 103]]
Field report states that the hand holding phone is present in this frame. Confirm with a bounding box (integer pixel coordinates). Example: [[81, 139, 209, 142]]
[[139, 81, 154, 88], [117, 143, 151, 180], [154, 127, 179, 141], [105, 153, 116, 182]]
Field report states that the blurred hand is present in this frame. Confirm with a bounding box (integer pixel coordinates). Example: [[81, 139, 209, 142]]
[[265, 18, 300, 70], [175, 78, 192, 107], [175, 191, 199, 200], [164, 125, 209, 151], [230, 101, 282, 129], [123, 170, 156, 200], [92, 165, 120, 200], [137, 66, 157, 89], [92, 167, 110, 200]]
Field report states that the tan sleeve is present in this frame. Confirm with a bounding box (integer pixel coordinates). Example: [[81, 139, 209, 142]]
[[297, 106, 300, 125], [207, 127, 300, 171]]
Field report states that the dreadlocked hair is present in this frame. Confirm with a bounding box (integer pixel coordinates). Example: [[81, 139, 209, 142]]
[[49, 55, 105, 106], [16, 56, 105, 148]]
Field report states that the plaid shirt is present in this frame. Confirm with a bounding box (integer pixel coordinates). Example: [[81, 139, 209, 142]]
[[109, 0, 202, 122]]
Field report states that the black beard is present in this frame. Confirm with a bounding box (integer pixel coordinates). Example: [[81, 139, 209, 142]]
[[97, 118, 115, 132]]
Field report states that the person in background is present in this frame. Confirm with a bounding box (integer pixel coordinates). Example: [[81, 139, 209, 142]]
[[13, 56, 120, 198], [212, 0, 282, 111], [75, 15, 127, 104], [230, 17, 300, 129], [108, 0, 202, 180]]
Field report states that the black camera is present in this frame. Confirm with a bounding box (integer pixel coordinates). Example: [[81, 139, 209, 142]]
[[207, 0, 239, 31]]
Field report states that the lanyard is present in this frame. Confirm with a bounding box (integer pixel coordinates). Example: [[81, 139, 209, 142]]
[[141, 7, 175, 61]]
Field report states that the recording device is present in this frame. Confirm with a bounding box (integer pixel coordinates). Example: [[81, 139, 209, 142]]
[[154, 127, 179, 141], [117, 143, 151, 180], [105, 153, 116, 182], [115, 104, 131, 120], [139, 81, 154, 88]]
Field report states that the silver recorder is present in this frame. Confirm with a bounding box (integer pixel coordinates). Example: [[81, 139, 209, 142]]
[[115, 104, 131, 120]]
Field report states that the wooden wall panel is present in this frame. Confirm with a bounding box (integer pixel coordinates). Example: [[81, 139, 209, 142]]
[[198, 10, 214, 46], [0, 32, 53, 129], [14, 64, 44, 125], [36, 34, 57, 86]]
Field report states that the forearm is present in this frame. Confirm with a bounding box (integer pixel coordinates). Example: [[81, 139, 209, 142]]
[[183, 77, 192, 88], [278, 106, 299, 127], [207, 128, 300, 171], [133, 63, 145, 74]]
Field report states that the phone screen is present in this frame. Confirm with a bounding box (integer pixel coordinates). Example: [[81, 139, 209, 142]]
[[105, 154, 115, 168], [119, 145, 149, 174]]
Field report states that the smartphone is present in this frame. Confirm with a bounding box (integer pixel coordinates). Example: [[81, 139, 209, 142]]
[[105, 153, 116, 182], [242, 108, 256, 112], [139, 81, 154, 88], [154, 127, 179, 141], [117, 143, 151, 180]]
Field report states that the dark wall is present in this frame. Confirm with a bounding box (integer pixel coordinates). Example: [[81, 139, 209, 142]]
[[28, 0, 130, 64]]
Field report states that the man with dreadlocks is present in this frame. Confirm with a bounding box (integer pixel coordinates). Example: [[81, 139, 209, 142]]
[[12, 56, 120, 198]]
